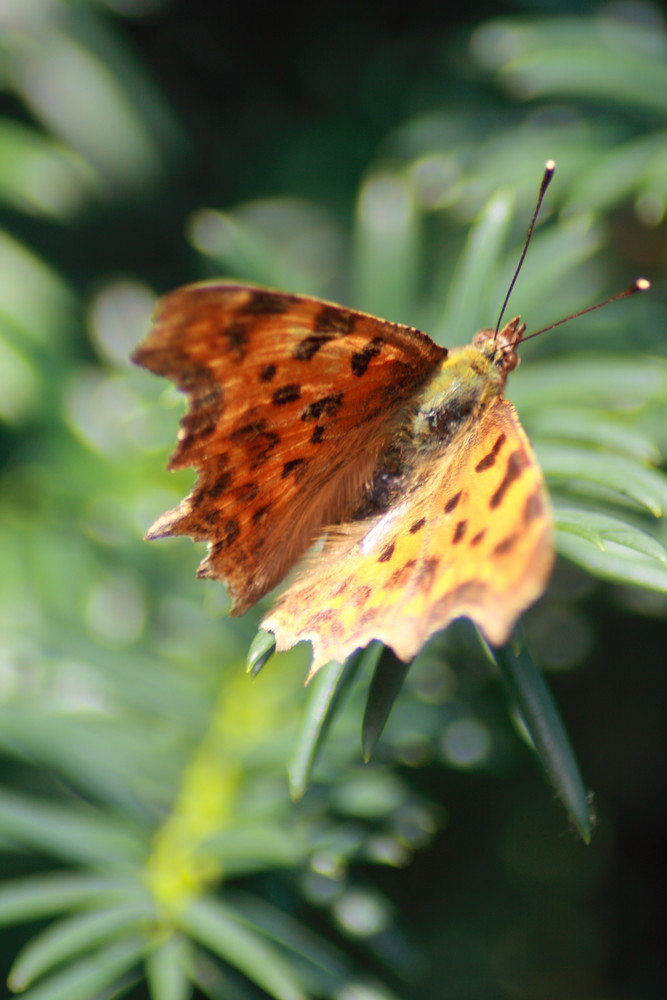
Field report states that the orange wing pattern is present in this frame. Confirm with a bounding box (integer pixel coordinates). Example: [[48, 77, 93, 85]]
[[133, 283, 446, 613], [262, 398, 553, 674]]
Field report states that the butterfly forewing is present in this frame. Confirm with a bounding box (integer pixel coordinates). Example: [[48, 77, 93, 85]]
[[133, 283, 447, 613]]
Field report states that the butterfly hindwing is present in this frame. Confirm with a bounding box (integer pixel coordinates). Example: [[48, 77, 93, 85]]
[[262, 398, 553, 673]]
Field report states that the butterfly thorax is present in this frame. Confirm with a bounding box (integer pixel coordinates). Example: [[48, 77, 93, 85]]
[[353, 317, 526, 521], [410, 316, 524, 451]]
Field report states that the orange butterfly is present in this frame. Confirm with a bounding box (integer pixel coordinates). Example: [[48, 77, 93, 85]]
[[133, 282, 553, 676], [133, 156, 650, 679]]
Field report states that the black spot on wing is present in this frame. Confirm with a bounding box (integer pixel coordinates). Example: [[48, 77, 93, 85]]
[[351, 337, 383, 377], [469, 529, 486, 547], [293, 334, 336, 360], [252, 503, 271, 524], [208, 470, 233, 498], [250, 431, 281, 469], [452, 520, 467, 544], [493, 533, 519, 556], [272, 384, 301, 405], [282, 458, 306, 478], [217, 518, 240, 549], [239, 292, 289, 315], [444, 491, 462, 514], [490, 450, 529, 509], [384, 559, 417, 589], [230, 418, 267, 443], [182, 408, 217, 444], [378, 540, 396, 563], [235, 481, 260, 502], [523, 490, 545, 524], [179, 378, 224, 443], [475, 433, 506, 472], [224, 322, 249, 358], [301, 392, 344, 421], [315, 306, 356, 334]]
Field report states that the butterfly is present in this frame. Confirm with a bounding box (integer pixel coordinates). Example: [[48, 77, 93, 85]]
[[132, 281, 553, 677]]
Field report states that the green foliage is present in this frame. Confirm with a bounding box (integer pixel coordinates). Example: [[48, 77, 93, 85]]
[[1, 2, 666, 999]]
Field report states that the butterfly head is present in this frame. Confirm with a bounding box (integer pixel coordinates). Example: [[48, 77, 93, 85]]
[[473, 316, 526, 378]]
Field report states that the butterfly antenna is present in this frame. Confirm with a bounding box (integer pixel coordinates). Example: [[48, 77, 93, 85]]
[[520, 278, 650, 344], [495, 159, 556, 337]]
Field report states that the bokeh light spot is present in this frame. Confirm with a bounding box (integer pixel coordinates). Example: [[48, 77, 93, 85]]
[[441, 717, 491, 768]]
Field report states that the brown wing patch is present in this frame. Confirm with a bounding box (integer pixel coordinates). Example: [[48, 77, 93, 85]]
[[133, 282, 446, 614]]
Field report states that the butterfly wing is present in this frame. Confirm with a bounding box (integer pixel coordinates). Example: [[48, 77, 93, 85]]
[[133, 283, 446, 613], [262, 397, 553, 674]]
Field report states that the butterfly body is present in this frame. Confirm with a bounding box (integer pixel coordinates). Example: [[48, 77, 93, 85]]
[[133, 283, 553, 676], [409, 323, 522, 450]]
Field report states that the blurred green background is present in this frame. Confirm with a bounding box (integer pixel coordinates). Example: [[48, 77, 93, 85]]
[[1, 1, 667, 998]]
